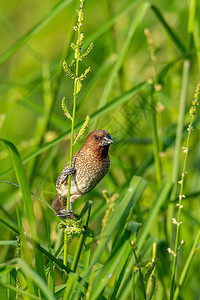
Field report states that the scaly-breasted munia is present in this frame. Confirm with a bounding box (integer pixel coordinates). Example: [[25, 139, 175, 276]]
[[51, 130, 113, 217]]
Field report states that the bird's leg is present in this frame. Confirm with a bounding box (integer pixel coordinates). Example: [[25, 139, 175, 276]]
[[56, 201, 73, 218], [61, 167, 76, 184]]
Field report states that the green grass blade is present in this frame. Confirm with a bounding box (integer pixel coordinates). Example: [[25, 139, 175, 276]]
[[19, 97, 65, 130], [89, 230, 132, 299], [18, 259, 55, 300], [42, 205, 55, 294], [83, 231, 93, 271], [0, 0, 74, 66], [27, 62, 54, 184], [187, 0, 197, 49], [63, 273, 79, 300], [71, 202, 92, 272], [92, 2, 150, 128], [132, 263, 136, 300], [89, 176, 147, 268], [174, 230, 200, 300], [0, 241, 17, 246], [150, 90, 162, 188], [171, 60, 191, 184], [0, 282, 41, 300], [0, 178, 54, 212], [194, 20, 200, 70], [16, 204, 38, 298], [83, 0, 139, 50], [0, 139, 37, 238], [0, 217, 19, 234], [136, 179, 172, 252], [0, 139, 47, 283], [0, 259, 17, 278], [151, 5, 187, 54], [168, 59, 190, 238], [0, 216, 72, 275], [108, 223, 140, 300], [158, 56, 182, 85], [109, 248, 133, 300], [77, 56, 116, 110], [0, 284, 9, 300], [24, 236, 72, 275], [89, 82, 147, 121], [6, 269, 16, 300]]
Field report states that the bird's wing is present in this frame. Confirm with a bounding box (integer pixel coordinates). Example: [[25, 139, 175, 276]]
[[56, 151, 79, 190]]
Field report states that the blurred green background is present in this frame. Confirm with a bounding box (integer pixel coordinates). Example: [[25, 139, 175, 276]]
[[0, 0, 200, 299]]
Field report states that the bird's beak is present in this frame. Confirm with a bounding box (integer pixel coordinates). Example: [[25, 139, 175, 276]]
[[101, 134, 113, 146]]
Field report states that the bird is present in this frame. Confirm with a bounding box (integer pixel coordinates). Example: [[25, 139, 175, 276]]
[[51, 130, 113, 217]]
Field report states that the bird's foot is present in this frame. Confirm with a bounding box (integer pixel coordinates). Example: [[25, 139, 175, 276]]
[[63, 167, 75, 176], [56, 202, 73, 218], [56, 209, 73, 218], [61, 167, 76, 184]]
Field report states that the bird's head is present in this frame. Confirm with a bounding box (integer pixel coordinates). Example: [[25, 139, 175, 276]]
[[82, 130, 113, 157]]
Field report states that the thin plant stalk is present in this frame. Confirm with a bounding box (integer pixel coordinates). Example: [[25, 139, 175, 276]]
[[62, 0, 92, 275], [171, 60, 190, 192], [146, 242, 156, 295], [131, 264, 136, 300], [174, 230, 200, 300], [133, 249, 146, 300], [63, 25, 80, 274], [150, 91, 162, 188], [71, 201, 92, 272], [144, 28, 162, 188], [169, 83, 200, 299], [168, 0, 197, 241], [167, 59, 190, 239], [67, 57, 80, 212], [53, 1, 80, 106]]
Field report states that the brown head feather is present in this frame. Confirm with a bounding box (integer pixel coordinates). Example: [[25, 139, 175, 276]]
[[81, 130, 113, 158]]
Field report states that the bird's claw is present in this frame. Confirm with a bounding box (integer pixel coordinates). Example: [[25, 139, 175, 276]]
[[61, 167, 76, 184], [56, 202, 73, 218], [56, 209, 73, 218], [65, 167, 75, 175]]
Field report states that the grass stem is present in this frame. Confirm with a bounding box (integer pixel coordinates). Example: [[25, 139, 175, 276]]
[[170, 82, 199, 299], [71, 201, 92, 272], [61, 0, 93, 278], [167, 59, 190, 240], [150, 90, 162, 188], [63, 58, 79, 276]]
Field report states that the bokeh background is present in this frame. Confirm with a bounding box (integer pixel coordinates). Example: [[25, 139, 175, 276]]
[[0, 0, 200, 299]]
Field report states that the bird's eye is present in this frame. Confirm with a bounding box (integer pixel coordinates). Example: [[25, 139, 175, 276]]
[[94, 135, 101, 141]]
